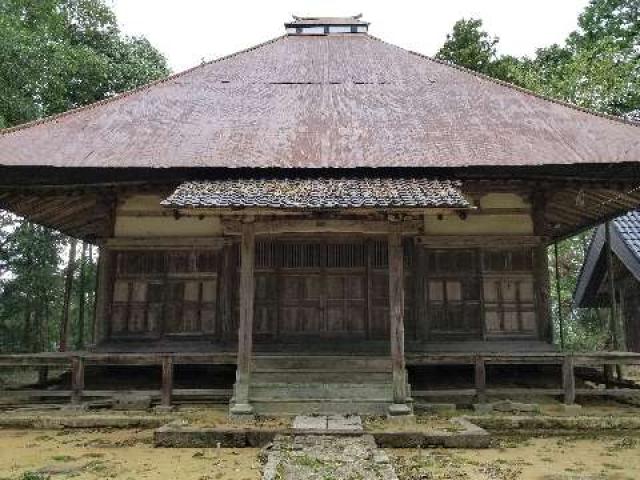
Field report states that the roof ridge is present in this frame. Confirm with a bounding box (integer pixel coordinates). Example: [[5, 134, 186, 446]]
[[366, 35, 640, 130], [0, 35, 287, 137]]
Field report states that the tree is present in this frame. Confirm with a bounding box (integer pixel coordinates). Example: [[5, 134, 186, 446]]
[[0, 1, 169, 354], [0, 0, 170, 128], [436, 18, 500, 76], [59, 238, 77, 352], [0, 222, 63, 352]]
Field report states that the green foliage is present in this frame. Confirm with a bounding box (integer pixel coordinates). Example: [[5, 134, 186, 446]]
[[438, 0, 639, 350], [549, 234, 609, 351], [436, 18, 499, 75], [0, 0, 170, 127], [20, 472, 50, 480], [437, 1, 639, 119], [0, 0, 169, 354], [0, 221, 63, 352]]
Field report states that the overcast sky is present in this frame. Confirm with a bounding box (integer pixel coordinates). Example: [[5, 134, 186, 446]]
[[111, 0, 590, 72]]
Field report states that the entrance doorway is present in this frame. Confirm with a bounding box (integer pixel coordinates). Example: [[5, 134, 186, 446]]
[[253, 237, 391, 342]]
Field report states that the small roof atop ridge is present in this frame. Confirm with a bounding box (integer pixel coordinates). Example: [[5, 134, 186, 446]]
[[286, 14, 369, 26]]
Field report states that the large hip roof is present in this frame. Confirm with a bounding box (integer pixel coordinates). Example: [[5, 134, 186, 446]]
[[0, 33, 638, 169]]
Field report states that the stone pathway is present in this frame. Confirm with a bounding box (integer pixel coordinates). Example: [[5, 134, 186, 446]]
[[262, 416, 398, 480]]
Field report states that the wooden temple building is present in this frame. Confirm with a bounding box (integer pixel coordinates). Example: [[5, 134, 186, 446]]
[[1, 16, 640, 415]]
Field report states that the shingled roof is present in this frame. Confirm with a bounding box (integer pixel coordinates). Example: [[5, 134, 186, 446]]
[[574, 211, 640, 308], [162, 178, 469, 209], [0, 20, 638, 170]]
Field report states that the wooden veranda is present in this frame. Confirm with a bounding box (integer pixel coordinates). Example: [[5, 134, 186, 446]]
[[2, 351, 640, 409]]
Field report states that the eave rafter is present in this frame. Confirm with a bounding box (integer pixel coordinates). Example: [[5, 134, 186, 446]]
[[0, 189, 116, 242]]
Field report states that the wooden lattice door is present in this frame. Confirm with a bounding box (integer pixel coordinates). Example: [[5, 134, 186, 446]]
[[253, 238, 389, 340]]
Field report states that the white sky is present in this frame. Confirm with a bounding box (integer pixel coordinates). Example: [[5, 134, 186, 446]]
[[110, 0, 590, 73]]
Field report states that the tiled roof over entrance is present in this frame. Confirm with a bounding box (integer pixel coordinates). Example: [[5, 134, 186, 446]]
[[162, 178, 469, 209]]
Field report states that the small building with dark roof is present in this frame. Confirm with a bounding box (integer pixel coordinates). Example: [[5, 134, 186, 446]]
[[1, 15, 640, 415], [574, 211, 640, 352]]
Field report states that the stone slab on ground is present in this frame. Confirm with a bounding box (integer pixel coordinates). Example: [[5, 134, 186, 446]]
[[0, 414, 170, 429], [467, 414, 640, 434], [292, 414, 363, 433], [414, 402, 457, 414], [292, 415, 327, 431], [262, 434, 397, 480], [473, 400, 540, 414], [112, 394, 152, 411], [327, 414, 363, 432]]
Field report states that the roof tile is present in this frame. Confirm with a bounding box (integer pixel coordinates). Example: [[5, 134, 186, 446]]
[[162, 178, 469, 209]]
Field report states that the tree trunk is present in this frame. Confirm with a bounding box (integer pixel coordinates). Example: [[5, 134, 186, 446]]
[[59, 238, 77, 352], [76, 242, 87, 350], [22, 309, 32, 353]]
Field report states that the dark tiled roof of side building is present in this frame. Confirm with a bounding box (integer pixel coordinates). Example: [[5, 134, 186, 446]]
[[162, 178, 470, 209], [574, 210, 640, 308]]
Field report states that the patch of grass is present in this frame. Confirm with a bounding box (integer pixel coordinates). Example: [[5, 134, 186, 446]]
[[292, 453, 328, 470], [608, 437, 638, 451], [51, 455, 75, 462], [20, 473, 50, 480], [84, 459, 111, 474]]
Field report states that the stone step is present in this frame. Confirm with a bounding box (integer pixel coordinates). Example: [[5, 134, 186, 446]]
[[249, 382, 393, 400]]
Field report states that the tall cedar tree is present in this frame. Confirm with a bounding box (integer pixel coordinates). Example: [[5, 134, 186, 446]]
[[0, 0, 169, 353]]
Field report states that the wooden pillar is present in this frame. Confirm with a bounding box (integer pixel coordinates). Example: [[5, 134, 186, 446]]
[[231, 221, 255, 415], [533, 245, 552, 341], [388, 231, 411, 415], [532, 192, 552, 342], [93, 246, 112, 346], [562, 355, 575, 405], [71, 356, 85, 405], [161, 355, 174, 408], [474, 356, 487, 403]]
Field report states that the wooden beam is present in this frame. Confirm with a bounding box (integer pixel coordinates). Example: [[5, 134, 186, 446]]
[[230, 221, 255, 416], [388, 231, 410, 415], [105, 237, 227, 250], [222, 218, 423, 236], [416, 235, 543, 248]]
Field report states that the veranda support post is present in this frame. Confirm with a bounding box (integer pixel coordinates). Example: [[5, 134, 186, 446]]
[[161, 355, 174, 408], [71, 356, 85, 405], [230, 221, 255, 416], [388, 231, 411, 415]]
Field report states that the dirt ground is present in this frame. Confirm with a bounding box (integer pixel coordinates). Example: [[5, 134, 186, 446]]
[[391, 436, 640, 480], [1, 428, 640, 480], [0, 429, 261, 480]]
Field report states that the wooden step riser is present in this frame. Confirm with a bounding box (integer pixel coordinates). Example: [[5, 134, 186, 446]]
[[251, 372, 392, 383], [252, 357, 391, 371]]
